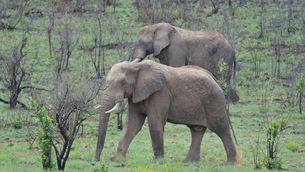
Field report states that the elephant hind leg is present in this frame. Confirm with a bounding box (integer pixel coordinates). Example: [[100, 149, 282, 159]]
[[212, 123, 238, 164], [183, 125, 206, 163]]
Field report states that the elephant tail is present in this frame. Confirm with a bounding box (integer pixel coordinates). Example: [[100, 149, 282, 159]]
[[227, 51, 239, 103], [226, 107, 238, 145], [233, 52, 237, 87]]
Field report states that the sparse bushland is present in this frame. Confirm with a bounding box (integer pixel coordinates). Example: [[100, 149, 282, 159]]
[[28, 74, 100, 171], [0, 0, 305, 171]]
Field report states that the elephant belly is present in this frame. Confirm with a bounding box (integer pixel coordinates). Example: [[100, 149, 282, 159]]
[[188, 55, 217, 73], [167, 103, 208, 126]]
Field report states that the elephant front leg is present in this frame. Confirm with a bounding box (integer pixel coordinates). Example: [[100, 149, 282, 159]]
[[147, 115, 166, 161], [111, 112, 145, 161], [183, 126, 206, 163]]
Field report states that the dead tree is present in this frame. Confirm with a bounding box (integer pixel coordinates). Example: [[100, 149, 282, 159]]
[[258, 0, 265, 38], [56, 24, 78, 74], [0, 0, 28, 30], [47, 0, 56, 58], [81, 15, 105, 79], [0, 37, 46, 108], [287, 0, 295, 33], [48, 74, 99, 170], [58, 0, 70, 12], [228, 0, 232, 7], [207, 0, 219, 17], [95, 15, 105, 77], [273, 39, 282, 79], [198, 0, 205, 13]]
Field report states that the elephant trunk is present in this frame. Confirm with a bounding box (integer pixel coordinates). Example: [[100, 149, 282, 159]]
[[130, 44, 146, 62], [95, 94, 116, 161]]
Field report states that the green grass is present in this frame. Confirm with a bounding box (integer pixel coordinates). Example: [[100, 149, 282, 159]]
[[1, 101, 305, 171], [1, 0, 305, 171]]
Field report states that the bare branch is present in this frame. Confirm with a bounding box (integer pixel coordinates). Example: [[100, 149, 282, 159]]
[[19, 85, 51, 91]]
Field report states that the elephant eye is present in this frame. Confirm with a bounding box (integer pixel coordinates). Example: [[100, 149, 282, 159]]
[[120, 79, 127, 86]]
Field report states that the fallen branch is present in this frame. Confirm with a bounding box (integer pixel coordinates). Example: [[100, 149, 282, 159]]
[[20, 85, 52, 91], [79, 41, 133, 51], [0, 21, 15, 30], [0, 97, 28, 109], [0, 98, 9, 104], [17, 100, 28, 109]]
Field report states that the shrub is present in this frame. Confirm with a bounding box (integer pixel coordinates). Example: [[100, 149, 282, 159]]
[[29, 97, 55, 170], [12, 120, 22, 129], [93, 163, 109, 172], [251, 137, 261, 169], [263, 157, 282, 170], [218, 58, 229, 96], [263, 117, 287, 170], [285, 141, 299, 152]]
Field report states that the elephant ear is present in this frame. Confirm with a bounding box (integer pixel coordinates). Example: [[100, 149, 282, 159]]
[[132, 61, 165, 103], [153, 24, 176, 56]]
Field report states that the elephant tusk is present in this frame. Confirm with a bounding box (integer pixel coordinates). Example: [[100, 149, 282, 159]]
[[95, 105, 102, 109], [105, 103, 120, 114], [131, 58, 141, 63]]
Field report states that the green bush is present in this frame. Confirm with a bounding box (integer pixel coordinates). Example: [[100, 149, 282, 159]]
[[218, 59, 229, 96], [12, 120, 22, 129], [264, 117, 287, 170], [263, 157, 282, 170], [9, 112, 28, 129], [93, 163, 109, 172], [285, 142, 299, 152], [29, 98, 55, 170]]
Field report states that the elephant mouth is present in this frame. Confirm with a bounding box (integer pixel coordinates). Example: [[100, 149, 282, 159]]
[[105, 102, 122, 114], [132, 58, 142, 63]]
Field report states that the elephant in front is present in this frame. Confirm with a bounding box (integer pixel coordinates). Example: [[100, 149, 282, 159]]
[[95, 60, 238, 164], [129, 23, 239, 103]]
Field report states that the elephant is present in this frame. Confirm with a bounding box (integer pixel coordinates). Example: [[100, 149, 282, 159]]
[[95, 60, 238, 164], [129, 22, 239, 103]]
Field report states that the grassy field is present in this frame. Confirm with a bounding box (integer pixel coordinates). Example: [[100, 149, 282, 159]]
[[0, 0, 305, 171]]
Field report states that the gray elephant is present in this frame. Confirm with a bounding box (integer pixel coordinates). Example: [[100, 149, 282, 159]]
[[129, 23, 239, 103], [95, 60, 238, 164]]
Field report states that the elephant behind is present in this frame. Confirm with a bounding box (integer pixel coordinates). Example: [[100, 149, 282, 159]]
[[129, 23, 239, 103], [95, 60, 239, 164]]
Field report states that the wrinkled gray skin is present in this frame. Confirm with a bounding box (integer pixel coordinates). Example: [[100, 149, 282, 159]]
[[95, 60, 238, 164], [129, 23, 239, 103]]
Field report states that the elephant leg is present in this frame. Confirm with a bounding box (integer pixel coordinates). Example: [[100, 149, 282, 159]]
[[111, 112, 145, 160], [147, 115, 166, 161], [183, 126, 206, 163], [213, 124, 238, 164]]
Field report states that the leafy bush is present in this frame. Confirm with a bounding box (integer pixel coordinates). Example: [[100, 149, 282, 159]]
[[264, 117, 287, 170], [9, 112, 24, 129], [12, 120, 22, 129], [29, 98, 55, 170], [93, 163, 109, 172], [251, 137, 261, 169], [263, 157, 282, 170], [285, 142, 299, 152], [218, 58, 229, 96]]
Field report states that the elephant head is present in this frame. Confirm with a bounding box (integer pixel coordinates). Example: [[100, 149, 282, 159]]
[[95, 61, 165, 161], [129, 23, 176, 62]]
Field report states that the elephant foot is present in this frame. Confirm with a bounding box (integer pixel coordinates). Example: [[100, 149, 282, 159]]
[[182, 156, 200, 163], [226, 158, 238, 165], [153, 156, 165, 164], [110, 152, 125, 161], [226, 150, 240, 165]]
